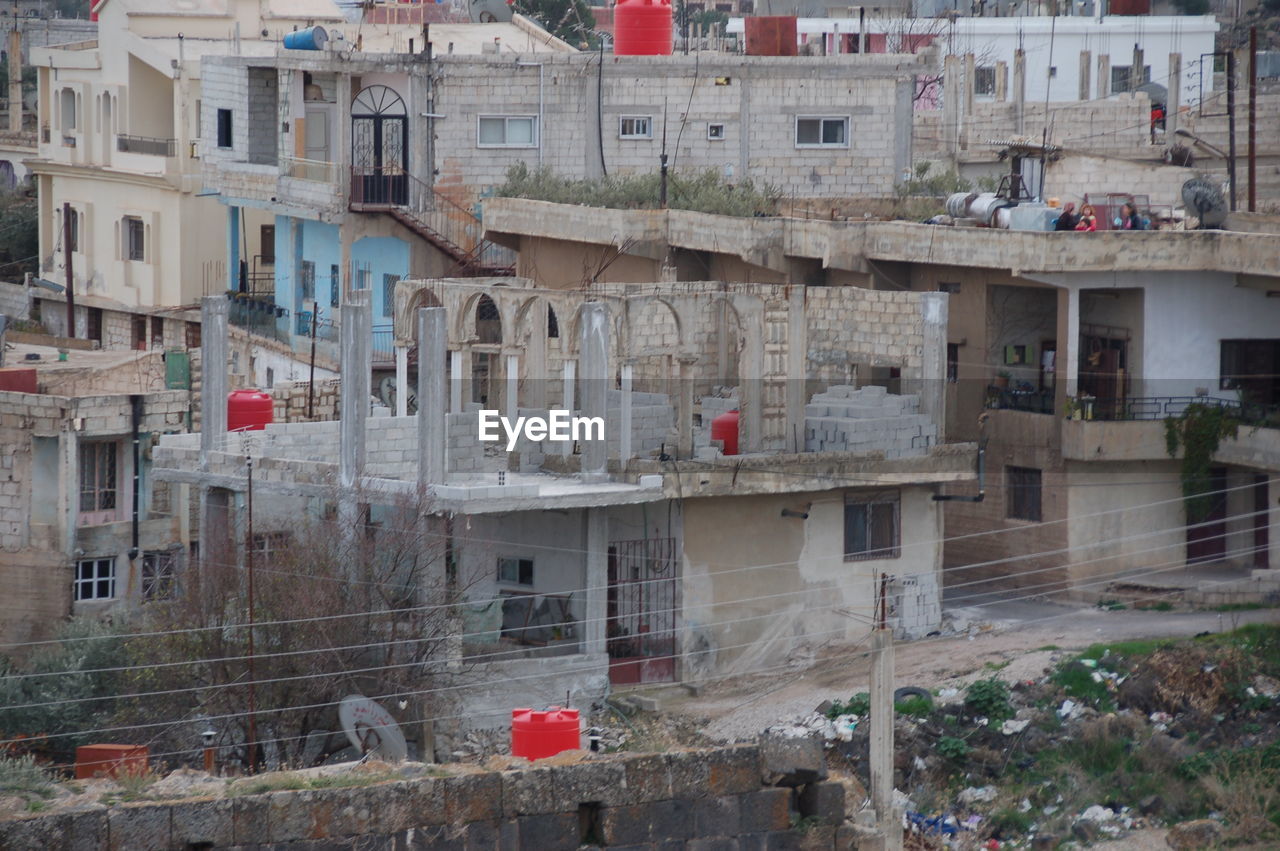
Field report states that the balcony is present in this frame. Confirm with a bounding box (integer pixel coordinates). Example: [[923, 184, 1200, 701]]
[[117, 134, 176, 157], [282, 156, 339, 183], [1062, 396, 1280, 470]]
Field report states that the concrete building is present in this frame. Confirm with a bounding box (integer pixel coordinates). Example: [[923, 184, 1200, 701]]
[[477, 197, 1280, 604], [24, 0, 353, 343], [151, 277, 973, 745]]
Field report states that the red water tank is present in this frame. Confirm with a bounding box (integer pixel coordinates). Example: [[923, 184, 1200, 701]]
[[711, 410, 740, 456], [227, 389, 274, 432], [613, 0, 672, 56], [511, 706, 581, 760]]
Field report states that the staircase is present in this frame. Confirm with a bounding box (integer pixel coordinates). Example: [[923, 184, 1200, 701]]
[[349, 167, 516, 276]]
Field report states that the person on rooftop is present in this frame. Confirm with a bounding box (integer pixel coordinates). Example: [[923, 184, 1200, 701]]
[[1054, 202, 1079, 231], [1074, 204, 1098, 232]]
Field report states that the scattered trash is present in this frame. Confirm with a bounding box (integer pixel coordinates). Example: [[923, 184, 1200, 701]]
[[1001, 718, 1030, 735], [906, 811, 959, 837], [959, 785, 998, 805]]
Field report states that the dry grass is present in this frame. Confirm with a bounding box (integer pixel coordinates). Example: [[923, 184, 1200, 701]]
[[1201, 750, 1280, 846]]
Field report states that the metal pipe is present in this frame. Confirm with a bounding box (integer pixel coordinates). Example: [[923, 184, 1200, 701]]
[[129, 394, 142, 559], [1248, 26, 1257, 213]]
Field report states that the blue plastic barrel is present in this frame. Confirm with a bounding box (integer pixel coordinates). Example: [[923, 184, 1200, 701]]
[[283, 26, 328, 50]]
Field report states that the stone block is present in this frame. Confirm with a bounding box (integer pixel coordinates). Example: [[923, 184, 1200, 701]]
[[550, 759, 628, 809], [442, 771, 503, 824], [169, 798, 234, 848], [798, 781, 846, 824], [516, 812, 579, 850], [501, 765, 559, 816], [759, 733, 827, 787], [649, 798, 695, 841], [621, 752, 672, 803], [693, 794, 741, 837], [107, 802, 171, 851], [600, 802, 654, 844], [740, 788, 794, 833], [66, 808, 109, 851], [0, 815, 70, 850]]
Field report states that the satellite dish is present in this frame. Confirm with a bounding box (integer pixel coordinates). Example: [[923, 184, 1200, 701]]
[[1134, 81, 1168, 106], [470, 0, 514, 23], [338, 695, 408, 762], [1181, 178, 1228, 229]]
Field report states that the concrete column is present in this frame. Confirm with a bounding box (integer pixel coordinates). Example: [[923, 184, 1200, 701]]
[[869, 628, 897, 838], [561, 358, 576, 457], [962, 53, 976, 150], [1168, 53, 1182, 136], [59, 425, 78, 556], [1131, 47, 1144, 95], [995, 61, 1008, 102], [395, 344, 409, 417], [918, 292, 948, 443], [619, 362, 633, 465], [677, 357, 695, 460], [226, 207, 240, 293], [339, 288, 372, 491], [526, 301, 548, 410], [200, 296, 228, 463], [579, 303, 609, 483], [1061, 287, 1080, 400], [785, 290, 807, 453], [942, 54, 961, 156], [1268, 478, 1280, 570], [1097, 55, 1111, 99], [417, 307, 447, 487], [8, 29, 21, 134], [1013, 49, 1026, 135], [739, 304, 765, 454], [583, 506, 608, 655], [1079, 50, 1092, 100], [449, 350, 463, 413], [505, 353, 520, 423], [457, 344, 473, 411]]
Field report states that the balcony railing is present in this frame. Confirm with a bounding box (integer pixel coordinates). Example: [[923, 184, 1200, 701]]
[[282, 156, 339, 183], [1086, 396, 1280, 428], [117, 134, 177, 157], [985, 384, 1054, 415], [372, 323, 395, 365]]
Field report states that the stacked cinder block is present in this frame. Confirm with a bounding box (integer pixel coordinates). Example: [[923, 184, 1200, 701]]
[[448, 410, 484, 474], [694, 390, 740, 453], [606, 390, 675, 458], [804, 385, 937, 458]]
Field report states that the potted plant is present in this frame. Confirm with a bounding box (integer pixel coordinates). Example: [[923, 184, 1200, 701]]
[[1064, 396, 1080, 420], [994, 370, 1011, 389]]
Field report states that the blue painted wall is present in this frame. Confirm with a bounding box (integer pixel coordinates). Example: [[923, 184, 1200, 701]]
[[352, 236, 410, 323], [274, 216, 341, 340]]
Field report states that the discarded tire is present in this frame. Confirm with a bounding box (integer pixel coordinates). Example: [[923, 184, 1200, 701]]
[[894, 686, 933, 705]]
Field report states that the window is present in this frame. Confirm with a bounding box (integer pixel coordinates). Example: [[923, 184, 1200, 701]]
[[1220, 339, 1280, 405], [707, 123, 725, 141], [124, 216, 145, 262], [330, 263, 340, 307], [498, 557, 534, 586], [843, 491, 900, 560], [795, 116, 849, 148], [252, 532, 293, 566], [260, 225, 275, 264], [974, 66, 996, 96], [382, 274, 399, 318], [60, 88, 76, 130], [216, 108, 233, 148], [947, 343, 959, 383], [477, 115, 537, 148], [142, 551, 177, 600], [185, 321, 201, 349], [78, 441, 118, 525], [938, 281, 960, 294], [74, 558, 116, 601], [300, 260, 315, 301], [1006, 466, 1042, 522], [1110, 64, 1152, 94], [618, 116, 652, 139]]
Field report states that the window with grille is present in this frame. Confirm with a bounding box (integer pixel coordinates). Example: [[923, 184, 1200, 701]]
[[974, 66, 996, 96], [124, 216, 145, 261], [498, 557, 534, 586], [74, 558, 116, 601], [142, 551, 177, 600], [1110, 64, 1151, 94], [78, 441, 119, 525], [795, 116, 849, 148], [252, 532, 293, 566], [330, 264, 340, 307], [844, 491, 900, 560], [1006, 466, 1043, 521], [260, 225, 275, 264], [300, 260, 315, 301], [383, 274, 399, 318]]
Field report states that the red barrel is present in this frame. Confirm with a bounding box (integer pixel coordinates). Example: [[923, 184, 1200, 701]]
[[227, 388, 274, 432], [711, 410, 740, 456], [613, 0, 672, 56], [511, 706, 581, 760]]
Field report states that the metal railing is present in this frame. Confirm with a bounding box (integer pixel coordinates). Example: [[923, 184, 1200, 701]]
[[371, 323, 395, 365], [282, 156, 340, 183], [227, 291, 289, 345], [985, 384, 1054, 415], [349, 166, 516, 275], [1086, 396, 1280, 428], [117, 134, 176, 157]]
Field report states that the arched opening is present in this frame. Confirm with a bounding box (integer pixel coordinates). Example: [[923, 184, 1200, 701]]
[[472, 294, 503, 406], [352, 85, 407, 205], [629, 299, 681, 394]]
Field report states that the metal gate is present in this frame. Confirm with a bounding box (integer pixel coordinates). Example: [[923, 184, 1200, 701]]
[[351, 85, 407, 206], [607, 537, 678, 685]]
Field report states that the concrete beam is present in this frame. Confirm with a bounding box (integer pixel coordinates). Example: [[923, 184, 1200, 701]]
[[418, 307, 447, 487]]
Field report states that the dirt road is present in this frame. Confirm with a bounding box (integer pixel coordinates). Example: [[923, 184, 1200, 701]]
[[647, 599, 1280, 741]]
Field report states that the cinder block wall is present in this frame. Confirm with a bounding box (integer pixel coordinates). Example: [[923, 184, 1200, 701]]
[[0, 745, 860, 850]]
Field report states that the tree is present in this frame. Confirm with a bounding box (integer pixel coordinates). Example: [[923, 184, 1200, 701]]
[[0, 189, 38, 278], [513, 0, 597, 47]]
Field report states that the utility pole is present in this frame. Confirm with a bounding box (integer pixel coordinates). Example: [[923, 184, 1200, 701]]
[[869, 573, 898, 845], [62, 202, 75, 338], [307, 307, 318, 419], [244, 456, 258, 773], [1248, 27, 1257, 213], [1226, 51, 1238, 212]]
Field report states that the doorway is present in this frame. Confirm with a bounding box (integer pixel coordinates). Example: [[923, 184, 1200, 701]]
[[1186, 467, 1228, 563], [351, 85, 407, 206], [606, 538, 678, 685]]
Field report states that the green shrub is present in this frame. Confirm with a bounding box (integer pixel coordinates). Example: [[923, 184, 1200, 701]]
[[964, 678, 1012, 721], [895, 696, 933, 718], [0, 754, 55, 797], [826, 692, 871, 719], [936, 736, 970, 763]]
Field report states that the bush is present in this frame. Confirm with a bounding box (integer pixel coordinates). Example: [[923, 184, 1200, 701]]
[[936, 736, 970, 763], [964, 678, 1013, 721], [826, 692, 871, 719], [895, 696, 933, 718], [0, 754, 55, 797]]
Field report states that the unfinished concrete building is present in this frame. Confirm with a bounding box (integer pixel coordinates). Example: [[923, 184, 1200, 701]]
[[152, 279, 973, 749]]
